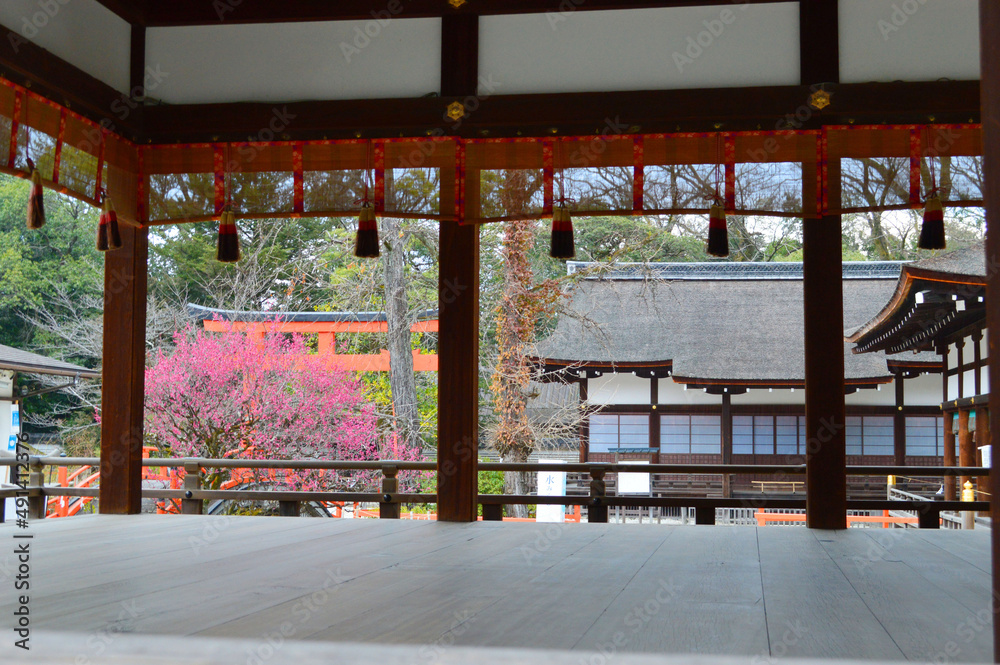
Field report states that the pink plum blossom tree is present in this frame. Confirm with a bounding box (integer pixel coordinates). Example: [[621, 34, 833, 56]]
[[144, 321, 422, 493]]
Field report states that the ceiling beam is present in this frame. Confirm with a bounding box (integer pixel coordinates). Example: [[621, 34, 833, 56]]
[[141, 80, 980, 144], [93, 0, 146, 26], [799, 0, 839, 85], [0, 21, 143, 141], [100, 0, 789, 27]]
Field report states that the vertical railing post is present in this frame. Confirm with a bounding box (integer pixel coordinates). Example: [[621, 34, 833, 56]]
[[278, 500, 300, 517], [27, 459, 45, 519], [695, 505, 717, 525], [380, 465, 400, 519], [182, 459, 203, 515], [589, 466, 608, 523], [918, 504, 941, 529]]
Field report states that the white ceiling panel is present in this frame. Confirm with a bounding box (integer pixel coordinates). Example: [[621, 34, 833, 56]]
[[840, 0, 979, 83], [147, 19, 441, 104], [480, 4, 801, 96], [0, 0, 131, 93]]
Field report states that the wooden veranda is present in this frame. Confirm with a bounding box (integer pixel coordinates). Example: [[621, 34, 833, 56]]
[[2, 0, 1000, 661]]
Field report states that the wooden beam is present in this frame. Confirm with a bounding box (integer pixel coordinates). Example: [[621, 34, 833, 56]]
[[93, 0, 146, 26], [893, 371, 905, 466], [0, 21, 142, 140], [132, 0, 789, 26], [436, 14, 480, 523], [721, 391, 732, 498], [440, 14, 479, 98], [141, 81, 981, 144], [99, 224, 148, 514], [799, 0, 839, 85], [943, 411, 957, 501], [803, 158, 847, 529]]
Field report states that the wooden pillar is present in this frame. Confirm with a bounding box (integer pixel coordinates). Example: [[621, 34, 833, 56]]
[[435, 13, 480, 522], [99, 224, 148, 514], [958, 341, 966, 398], [436, 169, 479, 522], [980, 408, 990, 517], [799, 0, 844, 528], [649, 377, 660, 464], [981, 2, 1000, 658], [803, 162, 847, 529], [958, 409, 973, 492], [893, 371, 906, 466], [974, 329, 983, 396], [944, 411, 957, 500], [721, 391, 733, 498]]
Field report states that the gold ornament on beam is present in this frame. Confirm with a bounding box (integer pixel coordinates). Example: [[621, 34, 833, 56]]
[[449, 0, 467, 7], [809, 89, 832, 110], [446, 101, 466, 121]]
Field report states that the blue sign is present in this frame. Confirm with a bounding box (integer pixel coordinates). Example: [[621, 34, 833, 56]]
[[11, 404, 19, 431], [7, 435, 15, 454]]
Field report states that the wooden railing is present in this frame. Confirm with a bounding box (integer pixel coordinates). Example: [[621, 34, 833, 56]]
[[0, 457, 990, 529]]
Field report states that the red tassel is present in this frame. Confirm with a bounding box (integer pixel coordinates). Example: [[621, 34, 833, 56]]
[[97, 196, 123, 251], [354, 204, 380, 258], [26, 160, 45, 230], [216, 208, 240, 263], [549, 206, 575, 260], [918, 196, 946, 250], [706, 203, 728, 258]]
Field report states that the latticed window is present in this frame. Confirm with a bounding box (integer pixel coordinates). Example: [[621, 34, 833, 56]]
[[589, 414, 649, 453], [904, 416, 949, 457], [660, 415, 721, 455]]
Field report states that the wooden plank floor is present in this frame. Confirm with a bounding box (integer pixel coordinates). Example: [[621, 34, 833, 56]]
[[0, 516, 992, 661]]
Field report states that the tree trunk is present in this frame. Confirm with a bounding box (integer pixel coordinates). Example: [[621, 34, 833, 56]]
[[382, 172, 421, 456], [491, 170, 537, 518]]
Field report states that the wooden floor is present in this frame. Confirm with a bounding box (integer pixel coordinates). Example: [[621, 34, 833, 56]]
[[0, 516, 993, 662]]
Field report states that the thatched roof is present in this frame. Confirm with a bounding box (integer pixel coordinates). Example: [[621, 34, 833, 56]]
[[536, 262, 936, 385], [0, 344, 100, 379]]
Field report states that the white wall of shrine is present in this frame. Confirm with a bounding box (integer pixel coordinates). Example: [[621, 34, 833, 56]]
[[945, 330, 989, 401], [585, 370, 942, 408], [0, 0, 131, 93]]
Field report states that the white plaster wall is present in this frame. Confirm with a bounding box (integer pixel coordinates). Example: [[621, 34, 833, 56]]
[[0, 0, 131, 93], [893, 371, 944, 407], [147, 19, 441, 104], [732, 388, 804, 406], [840, 0, 980, 83], [944, 334, 988, 400], [657, 378, 723, 406], [480, 3, 799, 95], [587, 373, 651, 405]]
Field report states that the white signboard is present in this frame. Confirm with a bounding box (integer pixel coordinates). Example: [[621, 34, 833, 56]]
[[536, 461, 566, 523], [980, 445, 992, 469], [619, 460, 651, 495]]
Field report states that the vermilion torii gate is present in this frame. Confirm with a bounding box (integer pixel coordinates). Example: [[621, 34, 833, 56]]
[[0, 1, 993, 540]]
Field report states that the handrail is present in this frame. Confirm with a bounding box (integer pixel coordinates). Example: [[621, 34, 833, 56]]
[[0, 456, 989, 476], [1, 456, 988, 528]]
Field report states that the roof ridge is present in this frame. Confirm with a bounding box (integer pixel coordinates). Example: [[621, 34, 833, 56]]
[[567, 260, 906, 281]]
